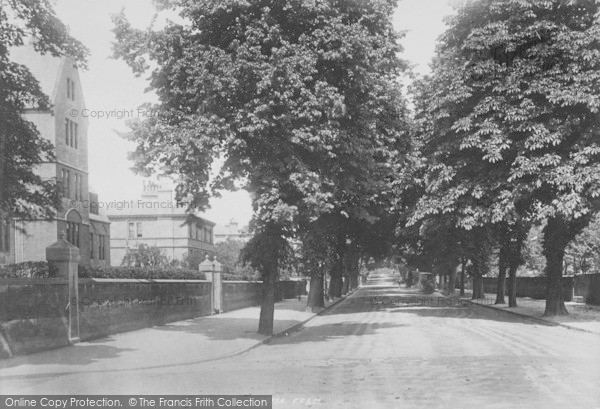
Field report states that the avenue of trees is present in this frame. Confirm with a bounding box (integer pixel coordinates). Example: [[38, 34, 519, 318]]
[[111, 0, 409, 334], [3, 0, 599, 334]]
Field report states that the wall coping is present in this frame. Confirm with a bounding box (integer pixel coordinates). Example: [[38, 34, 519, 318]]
[[0, 278, 212, 285], [223, 280, 263, 284], [0, 278, 306, 285]]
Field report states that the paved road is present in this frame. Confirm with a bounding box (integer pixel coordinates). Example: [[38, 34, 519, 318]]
[[3, 271, 600, 408]]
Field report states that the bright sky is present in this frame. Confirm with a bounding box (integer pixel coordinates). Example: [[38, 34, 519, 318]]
[[52, 0, 455, 227]]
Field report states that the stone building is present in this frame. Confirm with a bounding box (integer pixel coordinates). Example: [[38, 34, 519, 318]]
[[0, 43, 110, 266], [107, 181, 215, 266], [213, 219, 253, 243]]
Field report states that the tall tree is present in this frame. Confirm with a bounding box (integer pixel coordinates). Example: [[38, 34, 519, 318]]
[[0, 0, 88, 219], [410, 0, 600, 315], [112, 0, 408, 334]]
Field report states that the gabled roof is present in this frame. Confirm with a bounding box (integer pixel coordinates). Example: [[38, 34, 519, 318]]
[[9, 42, 65, 103]]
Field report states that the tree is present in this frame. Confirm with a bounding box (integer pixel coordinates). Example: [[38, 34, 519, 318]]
[[112, 0, 408, 334], [565, 214, 600, 275], [0, 0, 88, 220], [214, 239, 245, 274], [410, 0, 600, 315], [121, 243, 169, 267]]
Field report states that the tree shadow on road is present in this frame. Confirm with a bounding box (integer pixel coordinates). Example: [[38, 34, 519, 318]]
[[268, 320, 410, 345], [0, 338, 136, 373]]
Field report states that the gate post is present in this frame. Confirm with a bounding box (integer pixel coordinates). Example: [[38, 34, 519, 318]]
[[46, 232, 80, 343]]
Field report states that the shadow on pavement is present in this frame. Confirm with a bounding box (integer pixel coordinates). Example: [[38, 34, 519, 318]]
[[0, 339, 136, 371]]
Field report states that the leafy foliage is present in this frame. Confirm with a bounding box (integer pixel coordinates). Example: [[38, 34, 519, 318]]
[[0, 261, 57, 278], [121, 243, 170, 267], [0, 0, 88, 219], [78, 265, 205, 280], [214, 239, 258, 277], [112, 0, 409, 331]]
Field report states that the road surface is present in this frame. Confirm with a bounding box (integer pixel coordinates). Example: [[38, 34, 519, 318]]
[[2, 271, 600, 408]]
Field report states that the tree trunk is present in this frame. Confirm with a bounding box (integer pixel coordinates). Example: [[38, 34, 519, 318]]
[[349, 272, 358, 290], [328, 259, 343, 299], [472, 273, 484, 299], [341, 275, 349, 295], [459, 259, 466, 296], [258, 263, 276, 335], [447, 266, 457, 296], [495, 247, 507, 304], [334, 274, 343, 298], [307, 274, 325, 312], [507, 263, 518, 307], [346, 244, 360, 290], [543, 217, 569, 316]]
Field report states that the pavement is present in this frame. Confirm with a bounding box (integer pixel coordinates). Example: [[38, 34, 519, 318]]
[[2, 273, 600, 409], [466, 292, 600, 335], [0, 293, 350, 378]]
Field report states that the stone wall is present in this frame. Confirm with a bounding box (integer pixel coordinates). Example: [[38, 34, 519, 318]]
[[574, 273, 600, 306], [0, 278, 302, 359], [482, 276, 573, 301], [222, 281, 262, 312]]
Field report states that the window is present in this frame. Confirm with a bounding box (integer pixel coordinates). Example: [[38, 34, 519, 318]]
[[0, 218, 10, 252], [74, 174, 79, 201], [128, 222, 135, 238], [66, 222, 79, 247], [69, 120, 74, 147], [99, 235, 106, 260], [136, 222, 143, 238], [62, 169, 71, 199], [74, 173, 82, 201], [67, 78, 75, 100], [90, 233, 95, 259], [64, 118, 78, 148]]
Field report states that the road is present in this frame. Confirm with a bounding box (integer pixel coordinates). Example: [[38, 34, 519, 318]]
[[3, 271, 600, 409]]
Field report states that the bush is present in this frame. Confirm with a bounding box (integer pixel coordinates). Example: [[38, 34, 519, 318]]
[[0, 262, 57, 279], [78, 265, 205, 280], [222, 272, 260, 281]]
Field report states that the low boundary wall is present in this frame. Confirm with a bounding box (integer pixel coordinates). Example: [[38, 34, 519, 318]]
[[0, 278, 302, 358], [482, 276, 574, 301]]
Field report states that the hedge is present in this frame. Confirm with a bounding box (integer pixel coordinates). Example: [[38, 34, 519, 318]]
[[78, 265, 205, 280], [222, 272, 260, 281], [0, 262, 57, 279], [0, 262, 255, 281]]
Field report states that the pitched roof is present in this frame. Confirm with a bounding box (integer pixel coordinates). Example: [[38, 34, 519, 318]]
[[9, 42, 65, 103]]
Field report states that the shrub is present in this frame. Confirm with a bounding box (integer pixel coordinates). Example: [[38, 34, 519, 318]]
[[222, 272, 260, 281], [0, 262, 57, 279], [78, 265, 205, 280]]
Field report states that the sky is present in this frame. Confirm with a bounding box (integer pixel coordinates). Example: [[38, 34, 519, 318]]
[[51, 0, 456, 228]]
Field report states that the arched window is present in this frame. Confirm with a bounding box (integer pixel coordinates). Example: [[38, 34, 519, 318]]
[[65, 209, 82, 248], [98, 225, 108, 260]]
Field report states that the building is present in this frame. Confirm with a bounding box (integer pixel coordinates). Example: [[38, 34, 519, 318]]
[[0, 43, 110, 266], [107, 181, 215, 266], [213, 219, 253, 243]]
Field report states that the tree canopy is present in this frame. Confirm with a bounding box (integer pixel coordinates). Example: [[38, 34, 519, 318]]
[[0, 0, 88, 219], [112, 0, 409, 333]]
